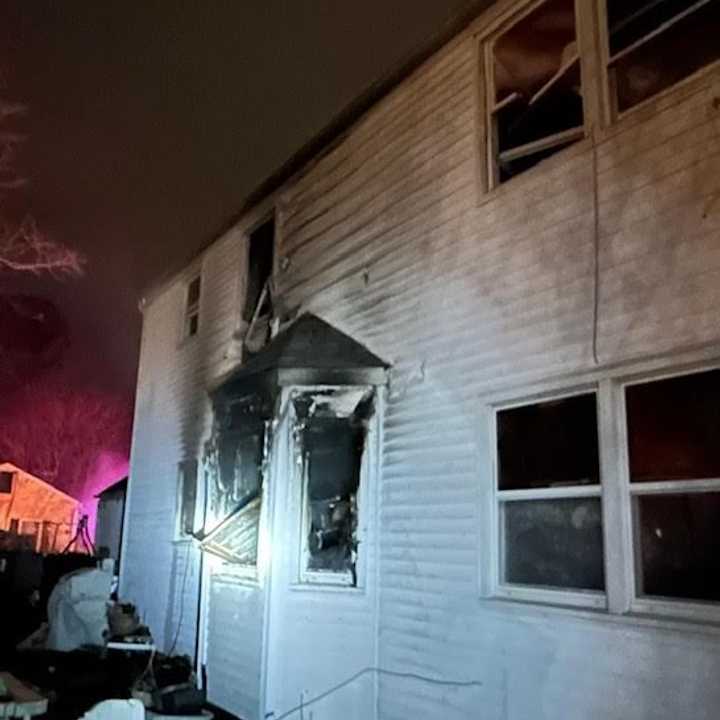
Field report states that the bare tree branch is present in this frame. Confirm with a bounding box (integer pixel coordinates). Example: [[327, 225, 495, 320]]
[[0, 94, 85, 277], [0, 216, 85, 277]]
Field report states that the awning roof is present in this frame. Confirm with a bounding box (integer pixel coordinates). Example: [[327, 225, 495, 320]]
[[211, 313, 388, 398]]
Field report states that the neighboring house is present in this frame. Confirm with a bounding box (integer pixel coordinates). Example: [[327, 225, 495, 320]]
[[0, 462, 79, 554], [95, 477, 127, 573], [121, 1, 720, 719]]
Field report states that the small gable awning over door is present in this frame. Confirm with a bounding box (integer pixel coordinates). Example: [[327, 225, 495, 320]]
[[211, 313, 388, 400]]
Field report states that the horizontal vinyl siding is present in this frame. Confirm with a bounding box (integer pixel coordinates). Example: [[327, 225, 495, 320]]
[[205, 577, 263, 720], [123, 228, 245, 661], [274, 28, 720, 720], [126, 16, 720, 717]]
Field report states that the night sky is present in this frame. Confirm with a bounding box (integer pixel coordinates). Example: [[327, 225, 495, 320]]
[[0, 0, 479, 498]]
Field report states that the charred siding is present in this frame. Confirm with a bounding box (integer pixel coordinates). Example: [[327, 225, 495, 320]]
[[124, 13, 720, 720]]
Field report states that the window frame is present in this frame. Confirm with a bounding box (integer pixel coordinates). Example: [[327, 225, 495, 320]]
[[181, 273, 202, 341], [490, 386, 607, 609], [175, 459, 199, 541], [597, 0, 720, 122], [291, 385, 377, 591], [483, 0, 589, 189], [484, 359, 720, 623], [0, 470, 14, 494], [618, 365, 720, 622]]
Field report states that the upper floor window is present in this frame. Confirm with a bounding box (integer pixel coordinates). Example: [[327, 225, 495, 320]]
[[183, 275, 201, 339], [606, 0, 720, 115], [486, 0, 584, 185], [0, 471, 14, 494], [243, 216, 275, 324], [241, 216, 275, 353]]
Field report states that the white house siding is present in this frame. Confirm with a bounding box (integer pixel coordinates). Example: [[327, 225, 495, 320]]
[[204, 576, 264, 720], [260, 405, 379, 720], [273, 27, 720, 720], [122, 227, 250, 663], [123, 9, 720, 720]]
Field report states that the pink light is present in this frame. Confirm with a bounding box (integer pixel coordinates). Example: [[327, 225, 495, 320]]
[[80, 450, 129, 540]]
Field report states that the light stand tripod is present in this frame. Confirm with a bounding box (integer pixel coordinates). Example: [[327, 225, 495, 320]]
[[62, 513, 96, 555]]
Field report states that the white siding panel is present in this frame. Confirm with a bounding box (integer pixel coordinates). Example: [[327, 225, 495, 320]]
[[205, 578, 264, 720], [122, 229, 246, 656], [126, 16, 720, 720]]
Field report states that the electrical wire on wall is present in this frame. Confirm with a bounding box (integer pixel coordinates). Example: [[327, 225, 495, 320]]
[[168, 539, 193, 656], [264, 667, 484, 720], [591, 126, 601, 366]]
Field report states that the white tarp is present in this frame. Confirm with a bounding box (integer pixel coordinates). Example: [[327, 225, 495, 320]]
[[47, 566, 113, 651]]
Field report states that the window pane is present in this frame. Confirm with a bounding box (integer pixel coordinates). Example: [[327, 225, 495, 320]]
[[186, 312, 198, 337], [503, 497, 605, 591], [636, 492, 720, 602], [219, 427, 264, 509], [303, 417, 364, 575], [626, 369, 720, 483], [492, 0, 583, 180], [608, 0, 720, 112], [187, 276, 201, 309], [180, 461, 197, 536], [497, 394, 599, 490], [0, 471, 13, 493], [244, 217, 275, 322]]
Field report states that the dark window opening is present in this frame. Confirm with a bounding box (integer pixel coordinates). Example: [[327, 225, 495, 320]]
[[243, 217, 275, 324], [626, 368, 720, 604], [218, 420, 265, 510], [636, 492, 720, 602], [490, 0, 584, 183], [607, 0, 720, 113], [0, 471, 14, 494], [178, 459, 198, 536], [626, 369, 720, 483], [497, 393, 600, 491], [504, 497, 605, 591], [9, 518, 19, 534], [295, 390, 373, 582], [496, 393, 603, 593], [187, 276, 201, 310], [184, 275, 201, 338]]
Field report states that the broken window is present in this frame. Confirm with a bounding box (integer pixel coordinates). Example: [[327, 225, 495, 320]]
[[625, 368, 720, 602], [215, 412, 266, 520], [242, 216, 275, 353], [487, 0, 584, 184], [0, 471, 13, 494], [294, 388, 374, 585], [496, 392, 604, 592], [200, 396, 268, 567], [606, 0, 720, 114], [176, 459, 198, 537], [183, 274, 201, 339]]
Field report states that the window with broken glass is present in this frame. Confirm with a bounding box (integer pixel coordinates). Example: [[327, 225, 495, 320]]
[[486, 0, 585, 185], [176, 459, 198, 538], [491, 364, 720, 618], [604, 0, 720, 115], [242, 216, 275, 353], [293, 389, 374, 587], [201, 399, 268, 568]]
